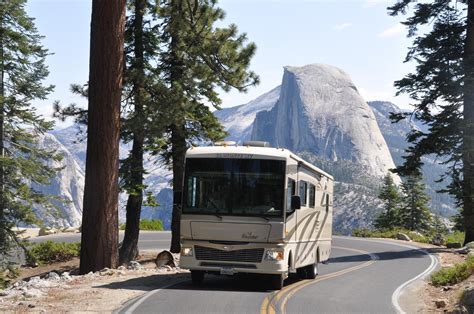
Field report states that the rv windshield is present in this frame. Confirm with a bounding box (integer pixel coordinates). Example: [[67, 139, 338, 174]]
[[183, 158, 286, 217]]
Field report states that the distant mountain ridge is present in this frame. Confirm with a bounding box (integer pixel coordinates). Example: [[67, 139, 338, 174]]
[[30, 63, 455, 233]]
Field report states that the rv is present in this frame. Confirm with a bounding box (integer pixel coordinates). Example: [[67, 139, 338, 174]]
[[179, 141, 334, 290]]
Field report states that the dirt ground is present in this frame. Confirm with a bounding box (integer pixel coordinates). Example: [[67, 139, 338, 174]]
[[0, 251, 189, 313], [395, 241, 473, 313]]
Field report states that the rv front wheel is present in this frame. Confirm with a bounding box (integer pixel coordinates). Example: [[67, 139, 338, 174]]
[[268, 274, 284, 290], [191, 270, 205, 285]]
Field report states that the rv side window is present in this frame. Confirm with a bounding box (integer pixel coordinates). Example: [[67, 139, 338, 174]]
[[287, 178, 296, 210], [299, 181, 307, 206], [309, 184, 315, 208], [326, 194, 330, 212]]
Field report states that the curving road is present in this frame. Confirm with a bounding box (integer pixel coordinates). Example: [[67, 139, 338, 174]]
[[111, 234, 437, 314]]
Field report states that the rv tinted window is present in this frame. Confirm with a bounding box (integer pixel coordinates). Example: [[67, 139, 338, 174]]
[[309, 184, 315, 208], [299, 181, 307, 206], [183, 158, 286, 217], [287, 178, 296, 210]]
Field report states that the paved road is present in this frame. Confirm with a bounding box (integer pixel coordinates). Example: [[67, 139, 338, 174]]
[[31, 231, 172, 251], [114, 235, 436, 314]]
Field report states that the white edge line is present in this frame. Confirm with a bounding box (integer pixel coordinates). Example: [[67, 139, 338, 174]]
[[122, 279, 188, 314], [337, 236, 439, 314]]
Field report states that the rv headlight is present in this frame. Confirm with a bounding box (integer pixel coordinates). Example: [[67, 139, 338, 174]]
[[181, 247, 193, 257], [264, 249, 284, 261]]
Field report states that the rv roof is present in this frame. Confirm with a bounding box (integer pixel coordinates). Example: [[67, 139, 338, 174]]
[[186, 145, 333, 180]]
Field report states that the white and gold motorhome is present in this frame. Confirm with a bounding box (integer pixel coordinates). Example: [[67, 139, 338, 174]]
[[179, 142, 333, 290]]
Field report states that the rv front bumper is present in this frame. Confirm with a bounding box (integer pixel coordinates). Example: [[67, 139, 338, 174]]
[[179, 240, 288, 275]]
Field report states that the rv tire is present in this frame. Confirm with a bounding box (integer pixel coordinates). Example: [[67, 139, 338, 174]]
[[296, 267, 307, 279], [268, 273, 284, 290], [191, 270, 205, 285], [304, 262, 318, 279]]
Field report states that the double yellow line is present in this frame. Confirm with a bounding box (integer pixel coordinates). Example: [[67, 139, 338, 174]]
[[260, 246, 377, 314]]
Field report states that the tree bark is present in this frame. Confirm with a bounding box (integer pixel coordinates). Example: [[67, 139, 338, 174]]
[[119, 135, 144, 264], [80, 0, 125, 274], [119, 0, 146, 265], [170, 122, 186, 253], [0, 15, 5, 249], [463, 0, 474, 245]]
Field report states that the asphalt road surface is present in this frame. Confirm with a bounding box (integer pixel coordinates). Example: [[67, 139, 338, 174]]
[[100, 234, 437, 314], [31, 231, 172, 251]]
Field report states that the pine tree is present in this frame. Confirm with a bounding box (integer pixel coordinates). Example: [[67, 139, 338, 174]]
[[0, 0, 62, 261], [158, 0, 259, 253], [374, 173, 401, 230], [388, 0, 474, 244], [80, 0, 126, 274], [118, 0, 166, 265], [399, 175, 432, 232]]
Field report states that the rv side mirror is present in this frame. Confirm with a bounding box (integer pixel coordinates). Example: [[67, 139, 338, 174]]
[[291, 195, 301, 210]]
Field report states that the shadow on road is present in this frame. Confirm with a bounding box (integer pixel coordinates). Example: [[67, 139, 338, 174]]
[[98, 272, 301, 293], [329, 247, 447, 263]]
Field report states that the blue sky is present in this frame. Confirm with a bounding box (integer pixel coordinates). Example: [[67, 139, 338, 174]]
[[26, 0, 414, 129]]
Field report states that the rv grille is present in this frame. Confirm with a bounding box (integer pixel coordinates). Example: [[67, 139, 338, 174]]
[[200, 262, 257, 269], [194, 246, 264, 263]]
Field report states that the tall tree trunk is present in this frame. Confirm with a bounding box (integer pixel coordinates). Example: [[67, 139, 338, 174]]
[[0, 15, 5, 249], [119, 0, 146, 265], [463, 0, 474, 245], [80, 0, 126, 274], [170, 122, 186, 253], [119, 135, 144, 264]]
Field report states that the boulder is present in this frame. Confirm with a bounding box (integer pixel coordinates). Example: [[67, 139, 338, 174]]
[[434, 299, 447, 309], [431, 234, 445, 246], [128, 261, 144, 271], [38, 227, 57, 236], [60, 272, 72, 281], [99, 268, 114, 276], [23, 288, 43, 298], [462, 287, 474, 313], [44, 272, 60, 281], [155, 250, 178, 268], [465, 242, 474, 250], [396, 233, 411, 241], [446, 242, 463, 249]]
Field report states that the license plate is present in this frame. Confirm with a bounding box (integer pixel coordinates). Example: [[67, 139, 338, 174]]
[[220, 267, 235, 275]]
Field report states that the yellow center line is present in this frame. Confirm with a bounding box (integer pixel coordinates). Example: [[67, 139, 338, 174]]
[[259, 246, 377, 314]]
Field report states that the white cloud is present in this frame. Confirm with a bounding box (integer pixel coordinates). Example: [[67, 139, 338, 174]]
[[334, 23, 352, 30], [378, 24, 406, 38]]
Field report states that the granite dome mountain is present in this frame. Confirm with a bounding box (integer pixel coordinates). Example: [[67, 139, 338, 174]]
[[31, 63, 454, 232], [250, 64, 396, 179]]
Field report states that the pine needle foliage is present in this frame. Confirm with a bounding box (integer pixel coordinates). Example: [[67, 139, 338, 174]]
[[399, 175, 432, 232], [0, 0, 62, 262], [374, 173, 402, 230], [388, 0, 474, 244]]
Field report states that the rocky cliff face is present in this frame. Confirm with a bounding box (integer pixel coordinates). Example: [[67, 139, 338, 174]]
[[214, 86, 280, 142], [251, 64, 396, 179], [31, 133, 84, 227], [368, 101, 456, 216], [51, 124, 173, 229]]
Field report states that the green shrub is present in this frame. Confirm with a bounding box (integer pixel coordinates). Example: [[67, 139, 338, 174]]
[[445, 231, 465, 245], [120, 219, 164, 231], [431, 256, 474, 286], [28, 241, 80, 265], [0, 266, 20, 289]]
